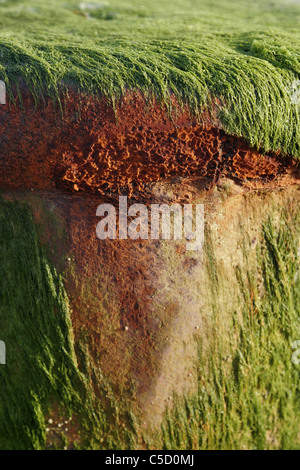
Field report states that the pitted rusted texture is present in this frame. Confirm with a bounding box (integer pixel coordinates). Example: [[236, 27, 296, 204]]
[[0, 90, 295, 198]]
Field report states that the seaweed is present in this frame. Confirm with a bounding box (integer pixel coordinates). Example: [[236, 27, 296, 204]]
[[0, 0, 299, 156]]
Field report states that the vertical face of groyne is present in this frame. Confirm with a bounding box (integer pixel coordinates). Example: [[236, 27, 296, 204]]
[[0, 85, 299, 448]]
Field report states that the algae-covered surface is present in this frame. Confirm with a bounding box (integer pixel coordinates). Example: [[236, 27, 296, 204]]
[[0, 0, 300, 452], [0, 195, 139, 449], [0, 195, 86, 449], [1, 187, 299, 450], [158, 197, 300, 450], [0, 0, 300, 155]]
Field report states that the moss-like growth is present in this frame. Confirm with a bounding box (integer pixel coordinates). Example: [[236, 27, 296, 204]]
[[156, 205, 300, 449], [0, 195, 87, 448], [0, 0, 299, 156], [0, 195, 138, 449]]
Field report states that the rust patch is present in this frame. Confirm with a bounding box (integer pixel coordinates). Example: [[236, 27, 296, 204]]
[[0, 89, 297, 199]]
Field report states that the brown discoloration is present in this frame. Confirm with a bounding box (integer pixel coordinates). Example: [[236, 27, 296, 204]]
[[0, 89, 298, 197]]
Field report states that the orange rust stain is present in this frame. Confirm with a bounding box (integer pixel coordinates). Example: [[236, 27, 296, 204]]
[[59, 193, 169, 394], [0, 89, 296, 198]]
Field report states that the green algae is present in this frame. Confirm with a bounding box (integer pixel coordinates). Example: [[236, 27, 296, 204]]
[[154, 204, 300, 450], [0, 195, 138, 449], [0, 195, 85, 448], [0, 190, 299, 449], [0, 0, 299, 156]]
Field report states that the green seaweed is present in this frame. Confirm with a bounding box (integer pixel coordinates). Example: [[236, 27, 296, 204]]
[[0, 195, 138, 449], [155, 205, 300, 450], [0, 195, 86, 448], [0, 0, 300, 156], [0, 190, 299, 449]]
